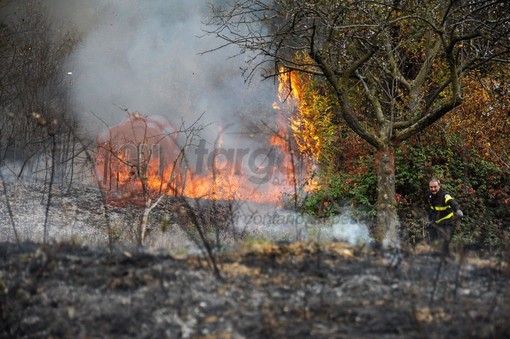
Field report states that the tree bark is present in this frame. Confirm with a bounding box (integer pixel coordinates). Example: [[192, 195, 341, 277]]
[[374, 146, 400, 249]]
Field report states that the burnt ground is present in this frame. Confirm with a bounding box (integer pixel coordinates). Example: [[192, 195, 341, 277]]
[[0, 240, 509, 338], [0, 181, 509, 338]]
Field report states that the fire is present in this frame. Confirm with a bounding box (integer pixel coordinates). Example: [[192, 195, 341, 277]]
[[96, 70, 312, 206], [278, 63, 336, 169], [95, 114, 293, 205], [182, 170, 273, 202], [277, 67, 302, 103], [269, 133, 288, 150], [276, 66, 320, 191], [96, 112, 182, 205]]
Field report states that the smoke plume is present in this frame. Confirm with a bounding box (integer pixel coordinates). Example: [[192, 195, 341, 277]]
[[42, 0, 276, 138]]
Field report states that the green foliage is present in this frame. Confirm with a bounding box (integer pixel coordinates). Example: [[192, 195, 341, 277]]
[[303, 159, 377, 221], [284, 38, 509, 252], [303, 126, 509, 251], [394, 130, 510, 250]]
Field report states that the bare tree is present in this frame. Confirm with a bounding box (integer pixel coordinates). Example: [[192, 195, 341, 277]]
[[95, 112, 225, 277], [0, 1, 86, 247], [0, 0, 78, 186], [205, 0, 510, 248], [96, 112, 208, 246]]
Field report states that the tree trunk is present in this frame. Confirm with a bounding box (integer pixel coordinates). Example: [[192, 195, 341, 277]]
[[374, 146, 400, 249]]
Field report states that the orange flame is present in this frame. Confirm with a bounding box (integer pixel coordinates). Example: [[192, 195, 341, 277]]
[[97, 70, 311, 206]]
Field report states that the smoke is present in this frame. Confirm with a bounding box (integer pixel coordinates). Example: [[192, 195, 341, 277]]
[[331, 215, 372, 245], [234, 206, 373, 246], [43, 0, 276, 138]]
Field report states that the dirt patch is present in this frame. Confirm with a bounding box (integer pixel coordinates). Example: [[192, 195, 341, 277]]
[[1, 241, 508, 338]]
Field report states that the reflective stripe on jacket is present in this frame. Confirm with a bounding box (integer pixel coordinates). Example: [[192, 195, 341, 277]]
[[428, 189, 459, 225]]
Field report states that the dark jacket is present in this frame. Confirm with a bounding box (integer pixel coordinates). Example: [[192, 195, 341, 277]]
[[428, 188, 460, 225]]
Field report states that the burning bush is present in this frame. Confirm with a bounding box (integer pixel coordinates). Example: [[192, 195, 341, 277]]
[[95, 112, 182, 205]]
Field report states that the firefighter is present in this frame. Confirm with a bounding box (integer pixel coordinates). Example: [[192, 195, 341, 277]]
[[427, 178, 463, 255]]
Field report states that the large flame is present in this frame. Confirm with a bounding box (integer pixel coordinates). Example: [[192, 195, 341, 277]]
[[96, 71, 311, 206]]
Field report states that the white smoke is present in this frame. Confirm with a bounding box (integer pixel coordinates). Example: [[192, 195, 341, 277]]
[[234, 205, 373, 246], [331, 215, 372, 245], [42, 0, 276, 138]]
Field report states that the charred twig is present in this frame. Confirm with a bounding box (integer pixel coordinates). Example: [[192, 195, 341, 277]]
[[429, 228, 454, 305], [178, 197, 222, 280], [452, 243, 467, 300], [429, 249, 447, 305], [69, 130, 113, 252], [43, 134, 57, 244], [0, 171, 21, 249]]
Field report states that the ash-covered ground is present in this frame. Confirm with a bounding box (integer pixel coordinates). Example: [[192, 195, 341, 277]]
[[0, 181, 197, 252], [0, 180, 372, 253], [1, 180, 509, 338]]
